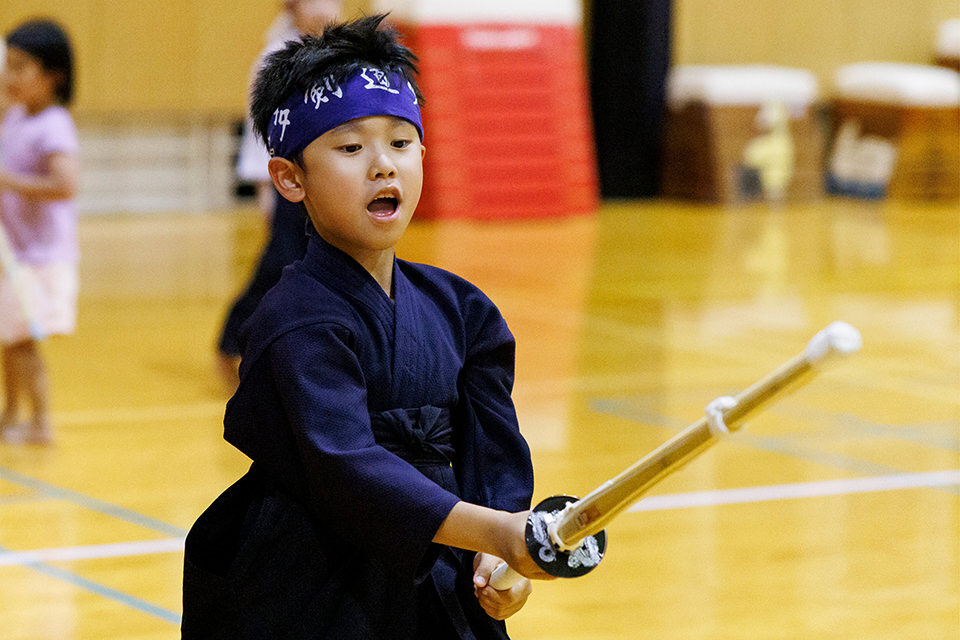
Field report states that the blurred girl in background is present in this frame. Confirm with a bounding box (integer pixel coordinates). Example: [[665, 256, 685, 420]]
[[0, 19, 79, 445]]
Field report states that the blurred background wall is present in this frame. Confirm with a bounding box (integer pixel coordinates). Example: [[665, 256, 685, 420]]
[[672, 0, 957, 86], [1, 1, 955, 210], [0, 0, 363, 115], [1, 0, 955, 117]]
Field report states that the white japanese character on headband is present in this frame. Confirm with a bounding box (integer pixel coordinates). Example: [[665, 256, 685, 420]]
[[361, 67, 399, 94], [304, 76, 343, 109], [272, 108, 291, 142]]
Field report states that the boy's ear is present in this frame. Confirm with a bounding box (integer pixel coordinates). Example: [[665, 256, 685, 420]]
[[268, 157, 306, 203]]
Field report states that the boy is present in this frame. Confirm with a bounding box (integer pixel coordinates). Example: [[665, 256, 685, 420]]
[[182, 15, 550, 639]]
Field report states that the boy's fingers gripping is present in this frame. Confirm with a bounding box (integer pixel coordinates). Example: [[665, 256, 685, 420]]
[[473, 554, 532, 620], [472, 552, 501, 588]]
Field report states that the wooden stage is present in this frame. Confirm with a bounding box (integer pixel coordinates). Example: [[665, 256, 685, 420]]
[[0, 197, 957, 639]]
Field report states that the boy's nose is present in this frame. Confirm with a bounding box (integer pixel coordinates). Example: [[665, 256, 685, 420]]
[[369, 152, 397, 180]]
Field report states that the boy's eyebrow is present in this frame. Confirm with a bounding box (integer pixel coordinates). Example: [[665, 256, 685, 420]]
[[328, 120, 362, 135]]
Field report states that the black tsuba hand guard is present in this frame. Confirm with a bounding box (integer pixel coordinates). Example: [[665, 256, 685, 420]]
[[525, 495, 607, 579]]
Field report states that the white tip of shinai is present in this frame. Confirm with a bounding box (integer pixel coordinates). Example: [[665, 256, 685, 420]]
[[805, 321, 862, 363]]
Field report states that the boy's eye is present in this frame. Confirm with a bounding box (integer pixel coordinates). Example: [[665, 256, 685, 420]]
[[392, 139, 412, 149], [340, 144, 362, 153]]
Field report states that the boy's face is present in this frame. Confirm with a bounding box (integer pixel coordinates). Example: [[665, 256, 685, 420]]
[[294, 115, 424, 262]]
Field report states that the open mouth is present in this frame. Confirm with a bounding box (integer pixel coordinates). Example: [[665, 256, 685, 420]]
[[367, 196, 399, 216]]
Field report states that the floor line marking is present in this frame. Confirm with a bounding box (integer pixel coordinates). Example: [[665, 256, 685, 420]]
[[3, 472, 955, 565], [629, 469, 960, 512], [0, 467, 187, 537], [0, 543, 181, 625], [590, 397, 960, 493], [0, 537, 185, 567]]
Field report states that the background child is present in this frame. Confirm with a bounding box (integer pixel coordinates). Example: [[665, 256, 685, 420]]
[[0, 19, 79, 445], [216, 0, 343, 390], [183, 15, 551, 639]]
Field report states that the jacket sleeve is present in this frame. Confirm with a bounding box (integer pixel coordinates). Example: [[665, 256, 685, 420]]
[[454, 296, 534, 513]]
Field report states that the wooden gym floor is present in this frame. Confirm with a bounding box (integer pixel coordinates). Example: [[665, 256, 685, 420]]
[[0, 196, 957, 639]]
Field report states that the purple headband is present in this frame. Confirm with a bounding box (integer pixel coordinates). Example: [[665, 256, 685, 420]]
[[267, 66, 422, 159]]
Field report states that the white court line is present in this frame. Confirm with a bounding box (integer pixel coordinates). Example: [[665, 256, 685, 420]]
[[629, 469, 960, 512], [0, 537, 185, 567], [1, 472, 956, 568]]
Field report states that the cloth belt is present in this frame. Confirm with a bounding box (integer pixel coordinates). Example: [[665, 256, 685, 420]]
[[370, 405, 458, 494]]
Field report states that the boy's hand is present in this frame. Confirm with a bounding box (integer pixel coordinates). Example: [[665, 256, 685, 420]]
[[497, 510, 556, 581], [472, 553, 532, 620]]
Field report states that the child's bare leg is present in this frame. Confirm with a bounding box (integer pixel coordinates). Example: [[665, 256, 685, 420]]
[[1, 345, 21, 431], [3, 341, 52, 445], [21, 341, 52, 444]]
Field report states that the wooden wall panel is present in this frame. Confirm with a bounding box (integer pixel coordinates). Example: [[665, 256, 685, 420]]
[[1, 0, 275, 116], [2, 1, 955, 115], [87, 3, 191, 112], [674, 0, 959, 89]]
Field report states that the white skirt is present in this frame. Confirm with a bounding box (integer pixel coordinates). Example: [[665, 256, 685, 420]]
[[0, 261, 78, 345]]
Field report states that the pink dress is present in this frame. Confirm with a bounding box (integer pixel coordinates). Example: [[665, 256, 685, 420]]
[[0, 104, 79, 343]]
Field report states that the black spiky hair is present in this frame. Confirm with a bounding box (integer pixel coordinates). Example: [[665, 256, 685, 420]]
[[250, 13, 423, 149]]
